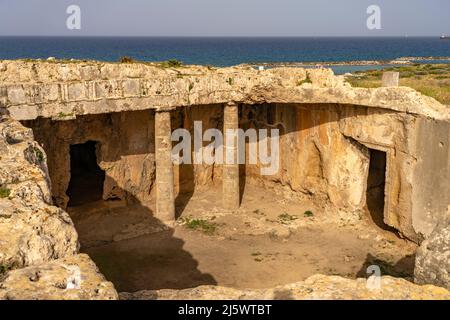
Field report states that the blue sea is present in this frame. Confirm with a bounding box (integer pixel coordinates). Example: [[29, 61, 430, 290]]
[[1, 37, 450, 74]]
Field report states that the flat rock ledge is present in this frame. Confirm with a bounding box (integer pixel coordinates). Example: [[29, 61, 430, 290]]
[[120, 274, 450, 300], [1, 60, 448, 122], [0, 254, 118, 300]]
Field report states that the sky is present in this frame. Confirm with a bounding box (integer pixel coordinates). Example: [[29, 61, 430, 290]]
[[0, 0, 449, 37]]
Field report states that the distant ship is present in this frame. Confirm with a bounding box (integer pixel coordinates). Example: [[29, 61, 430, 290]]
[[440, 34, 450, 40]]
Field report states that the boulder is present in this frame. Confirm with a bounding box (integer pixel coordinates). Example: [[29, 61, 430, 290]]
[[0, 198, 79, 269], [415, 216, 450, 290], [0, 118, 79, 269], [120, 274, 450, 300]]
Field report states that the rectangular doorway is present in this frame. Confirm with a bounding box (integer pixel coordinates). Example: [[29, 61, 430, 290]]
[[366, 149, 389, 230], [66, 141, 105, 207]]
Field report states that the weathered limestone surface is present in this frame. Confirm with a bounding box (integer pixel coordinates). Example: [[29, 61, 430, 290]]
[[120, 274, 450, 300], [382, 71, 400, 87], [241, 104, 371, 213], [415, 216, 450, 290], [0, 198, 78, 269], [0, 60, 448, 121], [25, 111, 156, 209], [223, 103, 240, 211], [155, 111, 175, 221], [0, 116, 118, 300], [0, 254, 118, 300], [239, 103, 448, 242], [412, 118, 450, 238], [171, 104, 223, 193], [0, 119, 78, 268]]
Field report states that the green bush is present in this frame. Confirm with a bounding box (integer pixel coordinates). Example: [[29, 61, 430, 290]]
[[297, 73, 312, 86], [304, 210, 314, 217], [34, 147, 44, 162], [434, 75, 450, 80], [0, 265, 11, 275], [57, 112, 74, 119], [159, 59, 183, 68], [0, 186, 11, 198], [278, 213, 298, 224], [400, 71, 415, 78], [119, 56, 135, 63], [180, 216, 218, 234]]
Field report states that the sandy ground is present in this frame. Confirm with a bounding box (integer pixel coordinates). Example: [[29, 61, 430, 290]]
[[67, 183, 417, 293]]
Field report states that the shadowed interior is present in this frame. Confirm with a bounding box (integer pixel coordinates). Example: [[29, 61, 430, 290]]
[[67, 141, 105, 207]]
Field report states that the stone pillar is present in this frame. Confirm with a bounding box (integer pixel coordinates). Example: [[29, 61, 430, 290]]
[[223, 103, 240, 211], [382, 72, 400, 87], [155, 110, 175, 222]]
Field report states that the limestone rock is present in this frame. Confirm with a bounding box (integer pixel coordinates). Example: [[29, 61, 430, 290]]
[[0, 118, 79, 269], [120, 274, 450, 300], [415, 217, 450, 290], [0, 198, 79, 269], [0, 254, 118, 300], [0, 118, 52, 205], [0, 60, 447, 121]]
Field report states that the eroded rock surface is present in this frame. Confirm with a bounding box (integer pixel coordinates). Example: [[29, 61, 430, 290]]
[[0, 199, 78, 269], [0, 254, 118, 300], [415, 216, 450, 290], [120, 274, 450, 300], [0, 118, 78, 268], [0, 60, 448, 121]]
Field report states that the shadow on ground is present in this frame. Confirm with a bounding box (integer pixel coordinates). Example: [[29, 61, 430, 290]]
[[356, 253, 416, 280], [68, 183, 217, 292]]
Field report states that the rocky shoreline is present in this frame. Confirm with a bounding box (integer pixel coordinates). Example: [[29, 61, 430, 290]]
[[245, 56, 450, 69]]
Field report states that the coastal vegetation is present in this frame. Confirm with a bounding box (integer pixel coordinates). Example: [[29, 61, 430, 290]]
[[297, 73, 312, 86], [0, 265, 11, 275], [0, 186, 10, 199], [179, 216, 218, 235], [161, 59, 183, 68], [118, 56, 184, 68], [119, 56, 135, 63], [346, 63, 450, 105]]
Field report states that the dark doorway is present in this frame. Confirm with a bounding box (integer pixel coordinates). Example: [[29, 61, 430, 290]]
[[366, 149, 390, 230], [67, 141, 105, 207]]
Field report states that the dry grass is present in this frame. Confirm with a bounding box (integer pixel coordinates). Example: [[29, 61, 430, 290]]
[[346, 64, 450, 105]]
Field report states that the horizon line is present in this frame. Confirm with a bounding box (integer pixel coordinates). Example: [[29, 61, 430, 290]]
[[0, 35, 446, 38]]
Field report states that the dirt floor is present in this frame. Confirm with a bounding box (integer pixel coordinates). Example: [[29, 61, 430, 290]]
[[67, 183, 417, 293]]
